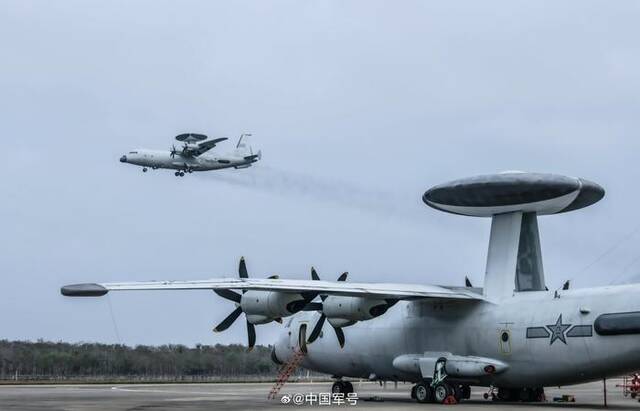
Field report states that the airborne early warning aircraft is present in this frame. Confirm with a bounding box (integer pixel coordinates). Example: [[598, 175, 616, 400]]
[[119, 133, 261, 177], [64, 171, 639, 404]]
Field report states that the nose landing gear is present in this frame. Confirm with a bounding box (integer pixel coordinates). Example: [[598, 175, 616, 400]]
[[142, 167, 148, 172]]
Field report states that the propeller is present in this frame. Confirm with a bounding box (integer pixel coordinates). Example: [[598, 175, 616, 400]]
[[170, 144, 178, 158], [213, 258, 298, 351], [306, 268, 348, 348], [213, 257, 259, 351]]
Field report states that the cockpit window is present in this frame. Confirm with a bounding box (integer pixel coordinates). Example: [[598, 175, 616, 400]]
[[129, 151, 138, 154]]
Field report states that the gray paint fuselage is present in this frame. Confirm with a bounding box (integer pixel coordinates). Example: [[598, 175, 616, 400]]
[[275, 283, 640, 388], [121, 149, 254, 171]]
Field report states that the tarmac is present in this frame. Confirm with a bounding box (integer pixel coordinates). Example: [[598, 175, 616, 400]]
[[0, 379, 638, 410]]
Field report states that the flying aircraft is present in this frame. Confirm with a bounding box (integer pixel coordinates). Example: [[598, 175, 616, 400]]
[[119, 133, 261, 176], [64, 171, 640, 404]]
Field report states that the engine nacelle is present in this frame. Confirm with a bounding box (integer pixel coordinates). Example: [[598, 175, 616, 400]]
[[241, 291, 307, 324], [323, 296, 390, 328]]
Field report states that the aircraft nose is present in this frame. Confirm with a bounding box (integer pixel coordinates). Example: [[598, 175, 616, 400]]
[[120, 155, 127, 163]]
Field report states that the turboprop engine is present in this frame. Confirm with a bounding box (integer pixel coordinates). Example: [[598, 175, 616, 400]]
[[322, 296, 391, 328], [213, 257, 314, 350], [305, 268, 397, 348], [241, 290, 308, 325]]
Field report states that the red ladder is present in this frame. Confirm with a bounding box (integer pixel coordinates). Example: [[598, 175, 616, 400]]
[[268, 349, 305, 399]]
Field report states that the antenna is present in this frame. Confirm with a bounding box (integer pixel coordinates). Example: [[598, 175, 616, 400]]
[[423, 172, 605, 302]]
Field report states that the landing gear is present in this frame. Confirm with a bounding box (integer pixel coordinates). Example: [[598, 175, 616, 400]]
[[331, 380, 353, 394], [414, 382, 432, 403], [175, 171, 185, 177], [433, 382, 454, 403], [142, 167, 148, 172], [489, 387, 545, 402]]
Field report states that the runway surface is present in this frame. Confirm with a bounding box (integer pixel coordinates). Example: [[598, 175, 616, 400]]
[[0, 379, 638, 410]]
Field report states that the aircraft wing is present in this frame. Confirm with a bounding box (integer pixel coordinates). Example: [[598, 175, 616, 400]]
[[179, 137, 229, 157], [193, 137, 228, 156], [61, 278, 484, 301]]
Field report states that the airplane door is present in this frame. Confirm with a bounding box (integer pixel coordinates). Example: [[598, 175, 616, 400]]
[[298, 323, 308, 354]]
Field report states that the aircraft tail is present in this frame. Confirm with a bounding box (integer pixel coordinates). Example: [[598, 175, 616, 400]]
[[235, 134, 260, 161], [235, 133, 253, 155]]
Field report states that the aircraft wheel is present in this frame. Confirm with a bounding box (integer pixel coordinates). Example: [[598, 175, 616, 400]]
[[142, 168, 148, 172], [410, 385, 417, 399], [331, 381, 345, 394], [174, 172, 180, 176], [497, 387, 519, 401], [414, 382, 432, 403], [454, 384, 470, 401], [433, 382, 453, 403], [342, 381, 353, 394], [179, 172, 185, 177]]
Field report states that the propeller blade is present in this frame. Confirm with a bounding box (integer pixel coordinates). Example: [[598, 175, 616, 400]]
[[213, 306, 243, 332], [213, 289, 241, 303], [337, 272, 348, 282], [333, 326, 345, 348], [465, 276, 473, 288], [307, 314, 326, 343], [311, 267, 320, 281], [239, 257, 249, 279], [247, 321, 256, 351]]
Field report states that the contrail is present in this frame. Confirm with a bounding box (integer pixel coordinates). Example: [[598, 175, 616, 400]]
[[200, 165, 425, 223]]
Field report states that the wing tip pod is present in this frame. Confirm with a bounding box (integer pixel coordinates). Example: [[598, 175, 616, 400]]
[[61, 283, 108, 297]]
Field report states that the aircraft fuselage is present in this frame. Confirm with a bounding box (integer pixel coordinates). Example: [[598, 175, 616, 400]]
[[119, 149, 256, 172], [275, 283, 640, 388]]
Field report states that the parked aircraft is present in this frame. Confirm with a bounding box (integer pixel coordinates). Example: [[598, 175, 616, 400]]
[[64, 171, 638, 405], [119, 133, 261, 176]]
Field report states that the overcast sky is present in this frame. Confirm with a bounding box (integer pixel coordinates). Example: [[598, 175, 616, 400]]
[[2, 1, 640, 347]]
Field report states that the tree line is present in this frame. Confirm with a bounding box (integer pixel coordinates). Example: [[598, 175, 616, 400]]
[[0, 340, 281, 382]]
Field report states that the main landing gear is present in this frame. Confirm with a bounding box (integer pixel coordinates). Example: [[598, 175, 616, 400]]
[[412, 382, 470, 404], [174, 171, 185, 177], [142, 167, 148, 172], [483, 387, 545, 402], [331, 380, 354, 394], [411, 357, 470, 404]]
